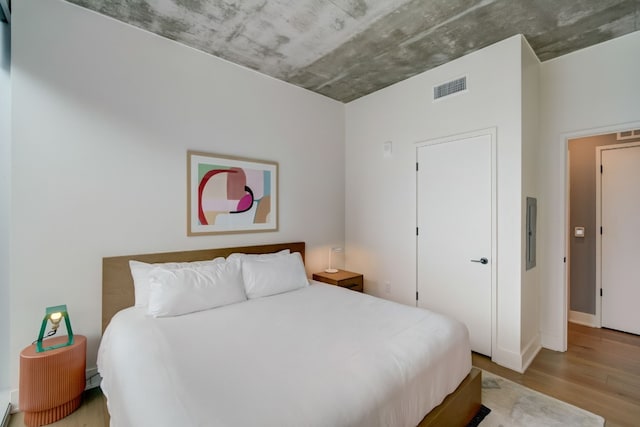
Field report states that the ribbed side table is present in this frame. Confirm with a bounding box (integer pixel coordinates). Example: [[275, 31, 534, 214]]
[[19, 335, 86, 427]]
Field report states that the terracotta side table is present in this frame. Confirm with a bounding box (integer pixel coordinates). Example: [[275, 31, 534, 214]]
[[19, 335, 86, 427]]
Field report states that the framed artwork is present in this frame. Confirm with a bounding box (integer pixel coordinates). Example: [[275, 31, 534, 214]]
[[187, 151, 278, 235]]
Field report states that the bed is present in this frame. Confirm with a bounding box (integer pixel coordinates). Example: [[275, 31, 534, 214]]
[[99, 242, 480, 427]]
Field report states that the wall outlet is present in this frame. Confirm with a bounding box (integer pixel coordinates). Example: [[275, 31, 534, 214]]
[[384, 281, 391, 293]]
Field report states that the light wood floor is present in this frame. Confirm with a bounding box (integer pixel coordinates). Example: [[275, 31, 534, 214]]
[[474, 322, 640, 427], [8, 387, 109, 427], [9, 323, 639, 427]]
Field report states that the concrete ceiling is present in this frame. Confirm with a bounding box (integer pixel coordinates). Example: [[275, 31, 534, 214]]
[[66, 0, 639, 103]]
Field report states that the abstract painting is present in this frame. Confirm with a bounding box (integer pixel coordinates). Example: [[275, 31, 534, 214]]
[[187, 151, 278, 235]]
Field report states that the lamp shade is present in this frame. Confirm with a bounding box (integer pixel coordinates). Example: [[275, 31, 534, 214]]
[[36, 305, 74, 353], [325, 247, 343, 274]]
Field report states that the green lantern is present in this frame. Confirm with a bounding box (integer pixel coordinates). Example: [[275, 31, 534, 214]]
[[36, 305, 74, 353]]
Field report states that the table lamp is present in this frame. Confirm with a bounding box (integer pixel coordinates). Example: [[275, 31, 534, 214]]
[[36, 304, 74, 353], [325, 247, 343, 273]]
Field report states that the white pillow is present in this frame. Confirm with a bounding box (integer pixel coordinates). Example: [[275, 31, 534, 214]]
[[147, 259, 246, 317], [242, 252, 308, 299], [129, 258, 225, 307], [227, 249, 290, 262]]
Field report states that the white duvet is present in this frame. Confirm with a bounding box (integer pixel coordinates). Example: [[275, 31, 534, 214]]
[[98, 282, 471, 427]]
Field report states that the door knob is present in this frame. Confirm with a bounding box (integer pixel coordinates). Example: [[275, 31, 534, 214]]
[[471, 257, 488, 264]]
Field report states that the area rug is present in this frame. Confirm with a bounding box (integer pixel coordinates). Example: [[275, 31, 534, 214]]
[[478, 370, 605, 427]]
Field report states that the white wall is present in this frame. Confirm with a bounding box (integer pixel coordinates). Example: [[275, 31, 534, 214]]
[[520, 37, 541, 369], [10, 2, 636, 400], [539, 30, 640, 351], [345, 35, 528, 371], [0, 19, 10, 395], [9, 0, 345, 395]]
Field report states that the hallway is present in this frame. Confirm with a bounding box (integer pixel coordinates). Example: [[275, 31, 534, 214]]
[[473, 323, 640, 426]]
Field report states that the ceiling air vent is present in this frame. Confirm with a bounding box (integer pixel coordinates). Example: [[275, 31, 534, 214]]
[[616, 129, 640, 141], [433, 76, 467, 100]]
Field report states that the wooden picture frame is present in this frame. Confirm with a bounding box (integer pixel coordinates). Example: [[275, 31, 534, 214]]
[[187, 151, 278, 235]]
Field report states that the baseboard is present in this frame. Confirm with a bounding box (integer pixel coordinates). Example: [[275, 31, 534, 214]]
[[1, 402, 10, 427], [8, 390, 17, 414], [85, 367, 102, 390], [521, 334, 542, 372], [569, 311, 599, 328], [492, 335, 542, 374], [541, 332, 565, 352], [491, 347, 525, 373]]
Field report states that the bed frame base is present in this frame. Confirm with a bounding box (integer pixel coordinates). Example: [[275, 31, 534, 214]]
[[418, 367, 481, 427]]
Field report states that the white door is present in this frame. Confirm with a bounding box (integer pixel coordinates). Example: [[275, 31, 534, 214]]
[[601, 143, 640, 335], [417, 134, 493, 356]]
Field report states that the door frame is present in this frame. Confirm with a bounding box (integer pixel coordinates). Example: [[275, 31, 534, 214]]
[[562, 120, 640, 350], [415, 127, 497, 357], [595, 141, 640, 328]]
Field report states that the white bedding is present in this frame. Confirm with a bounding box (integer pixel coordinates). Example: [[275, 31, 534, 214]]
[[98, 282, 471, 427]]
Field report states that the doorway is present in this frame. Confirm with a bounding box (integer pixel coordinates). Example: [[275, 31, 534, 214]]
[[416, 130, 496, 356], [567, 131, 640, 333]]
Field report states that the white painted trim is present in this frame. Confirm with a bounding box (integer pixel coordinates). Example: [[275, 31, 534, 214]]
[[8, 390, 16, 414], [414, 127, 496, 148], [594, 147, 602, 328], [492, 346, 525, 373], [492, 334, 541, 374], [521, 334, 542, 373], [569, 310, 598, 327], [563, 148, 570, 351], [562, 119, 640, 352], [85, 367, 102, 390], [541, 332, 564, 352], [595, 140, 640, 330], [415, 127, 498, 360], [1, 402, 10, 427], [490, 128, 498, 363]]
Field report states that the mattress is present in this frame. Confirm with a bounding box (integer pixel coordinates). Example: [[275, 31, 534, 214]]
[[98, 282, 471, 427]]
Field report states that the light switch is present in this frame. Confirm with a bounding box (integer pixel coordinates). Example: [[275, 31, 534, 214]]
[[574, 227, 585, 238], [383, 141, 392, 158]]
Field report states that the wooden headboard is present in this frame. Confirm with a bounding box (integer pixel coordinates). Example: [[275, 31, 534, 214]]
[[102, 242, 305, 332]]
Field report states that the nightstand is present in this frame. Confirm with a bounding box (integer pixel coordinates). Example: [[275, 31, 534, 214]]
[[19, 335, 87, 427], [312, 270, 364, 293]]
